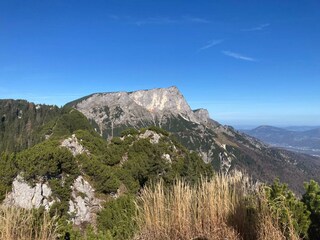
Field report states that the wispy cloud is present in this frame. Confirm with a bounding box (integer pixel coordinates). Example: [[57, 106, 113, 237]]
[[222, 51, 256, 62], [134, 16, 211, 26], [241, 23, 270, 31], [185, 17, 211, 23], [134, 17, 179, 26], [197, 39, 223, 52], [108, 14, 121, 20], [108, 15, 211, 26]]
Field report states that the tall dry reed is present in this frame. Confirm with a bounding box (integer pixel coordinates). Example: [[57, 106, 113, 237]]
[[0, 206, 59, 240], [136, 172, 299, 240]]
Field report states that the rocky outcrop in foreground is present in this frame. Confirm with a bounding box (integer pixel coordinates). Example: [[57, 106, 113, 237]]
[[4, 175, 53, 210], [4, 175, 102, 226], [4, 135, 102, 225], [69, 176, 103, 225]]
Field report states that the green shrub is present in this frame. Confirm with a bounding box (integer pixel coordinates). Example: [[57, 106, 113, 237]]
[[98, 195, 137, 240], [302, 180, 320, 240], [59, 222, 114, 240], [51, 107, 94, 138], [0, 152, 18, 201], [73, 129, 108, 155], [147, 126, 169, 136], [121, 128, 139, 137], [266, 179, 310, 238], [17, 141, 79, 181], [78, 155, 121, 194]]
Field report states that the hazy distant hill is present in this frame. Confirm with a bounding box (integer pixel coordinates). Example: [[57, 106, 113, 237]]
[[285, 126, 320, 132], [243, 125, 320, 156]]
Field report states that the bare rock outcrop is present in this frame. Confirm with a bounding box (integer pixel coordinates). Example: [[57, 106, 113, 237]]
[[4, 175, 54, 210], [69, 176, 103, 225], [61, 134, 89, 156], [193, 108, 210, 124], [139, 130, 161, 144], [4, 175, 103, 226]]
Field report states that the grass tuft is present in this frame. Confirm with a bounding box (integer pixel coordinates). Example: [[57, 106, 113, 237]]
[[0, 206, 59, 240], [135, 172, 299, 240]]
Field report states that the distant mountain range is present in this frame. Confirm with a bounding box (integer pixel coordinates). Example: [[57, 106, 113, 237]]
[[243, 125, 320, 156]]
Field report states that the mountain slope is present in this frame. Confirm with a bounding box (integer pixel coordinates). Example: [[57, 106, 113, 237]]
[[67, 87, 320, 193], [244, 125, 320, 156]]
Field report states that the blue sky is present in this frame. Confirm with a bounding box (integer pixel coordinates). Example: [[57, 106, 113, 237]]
[[0, 0, 319, 127]]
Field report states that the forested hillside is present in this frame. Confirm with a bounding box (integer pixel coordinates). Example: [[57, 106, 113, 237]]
[[0, 100, 60, 152]]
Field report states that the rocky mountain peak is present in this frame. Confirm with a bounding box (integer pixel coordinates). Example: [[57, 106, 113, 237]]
[[69, 87, 207, 137]]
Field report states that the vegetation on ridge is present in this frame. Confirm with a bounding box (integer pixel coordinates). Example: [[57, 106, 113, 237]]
[[0, 99, 320, 240]]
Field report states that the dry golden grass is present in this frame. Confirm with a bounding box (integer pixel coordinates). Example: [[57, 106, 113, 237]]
[[0, 206, 59, 240], [135, 172, 300, 240]]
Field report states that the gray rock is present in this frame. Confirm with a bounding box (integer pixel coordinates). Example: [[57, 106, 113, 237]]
[[193, 108, 210, 124], [139, 130, 161, 144], [4, 175, 54, 210], [68, 176, 103, 225], [4, 174, 102, 226], [162, 153, 172, 163], [72, 86, 208, 138], [61, 134, 89, 156]]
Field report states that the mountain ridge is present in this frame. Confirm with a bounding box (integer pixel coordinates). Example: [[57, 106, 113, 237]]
[[0, 87, 319, 193], [65, 86, 320, 193]]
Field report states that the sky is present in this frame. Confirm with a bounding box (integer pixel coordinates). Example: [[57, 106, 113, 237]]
[[0, 0, 319, 127]]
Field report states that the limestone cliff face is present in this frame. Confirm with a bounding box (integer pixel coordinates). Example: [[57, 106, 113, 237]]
[[128, 86, 194, 118], [71, 86, 207, 137]]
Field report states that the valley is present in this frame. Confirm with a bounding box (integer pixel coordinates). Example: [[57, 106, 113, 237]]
[[243, 125, 320, 157]]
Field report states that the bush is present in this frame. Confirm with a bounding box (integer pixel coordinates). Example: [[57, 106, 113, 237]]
[[78, 154, 121, 194], [147, 126, 169, 136], [302, 180, 320, 240], [121, 128, 139, 137], [51, 108, 94, 138], [265, 179, 310, 239], [98, 195, 137, 240], [17, 141, 79, 181], [73, 129, 108, 155], [16, 141, 79, 217], [0, 152, 18, 201]]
